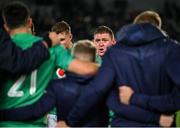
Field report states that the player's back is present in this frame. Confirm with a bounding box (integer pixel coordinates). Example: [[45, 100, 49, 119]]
[[107, 23, 179, 126], [52, 72, 109, 126], [0, 33, 55, 127]]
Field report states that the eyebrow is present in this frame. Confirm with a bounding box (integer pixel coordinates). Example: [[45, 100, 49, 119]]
[[95, 38, 109, 41]]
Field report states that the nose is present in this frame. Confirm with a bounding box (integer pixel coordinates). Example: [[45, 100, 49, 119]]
[[99, 41, 104, 47]]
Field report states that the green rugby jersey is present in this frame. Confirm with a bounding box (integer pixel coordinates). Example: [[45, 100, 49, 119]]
[[49, 46, 74, 124], [176, 111, 180, 126], [0, 33, 73, 127], [53, 46, 72, 79], [96, 54, 102, 64]]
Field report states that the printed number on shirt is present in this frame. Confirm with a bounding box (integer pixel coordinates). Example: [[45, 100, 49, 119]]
[[8, 70, 37, 97]]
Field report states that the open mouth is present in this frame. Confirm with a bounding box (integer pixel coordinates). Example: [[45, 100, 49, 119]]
[[99, 48, 104, 51], [98, 48, 105, 55]]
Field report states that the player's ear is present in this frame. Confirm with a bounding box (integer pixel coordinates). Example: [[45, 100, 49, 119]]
[[112, 39, 116, 45], [27, 18, 35, 34], [93, 37, 97, 46], [3, 24, 10, 33], [69, 33, 73, 40], [27, 18, 33, 28]]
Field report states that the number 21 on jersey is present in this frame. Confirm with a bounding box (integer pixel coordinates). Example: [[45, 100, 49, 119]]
[[8, 70, 37, 97]]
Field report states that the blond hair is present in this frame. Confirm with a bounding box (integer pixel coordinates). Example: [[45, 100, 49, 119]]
[[72, 40, 97, 62], [133, 10, 162, 28]]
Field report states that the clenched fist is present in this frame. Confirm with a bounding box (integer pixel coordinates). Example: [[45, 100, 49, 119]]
[[159, 114, 174, 127]]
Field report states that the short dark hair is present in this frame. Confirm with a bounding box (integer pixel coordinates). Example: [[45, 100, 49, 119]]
[[94, 25, 114, 39], [51, 21, 71, 34], [72, 40, 97, 62], [2, 1, 30, 29], [133, 10, 162, 28]]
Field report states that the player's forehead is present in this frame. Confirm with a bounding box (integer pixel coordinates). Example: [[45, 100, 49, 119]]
[[58, 32, 69, 38], [94, 33, 112, 40]]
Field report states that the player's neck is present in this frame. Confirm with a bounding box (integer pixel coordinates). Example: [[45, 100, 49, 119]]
[[10, 26, 32, 36]]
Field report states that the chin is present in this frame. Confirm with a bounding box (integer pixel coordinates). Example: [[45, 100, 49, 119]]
[[99, 53, 105, 57]]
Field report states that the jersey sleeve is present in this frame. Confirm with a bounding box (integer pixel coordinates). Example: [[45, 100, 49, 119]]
[[53, 45, 74, 71]]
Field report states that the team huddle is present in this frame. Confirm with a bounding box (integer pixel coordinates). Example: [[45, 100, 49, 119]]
[[0, 1, 180, 127]]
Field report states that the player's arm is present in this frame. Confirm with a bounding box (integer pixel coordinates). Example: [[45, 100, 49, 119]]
[[54, 45, 99, 76], [0, 80, 57, 121], [127, 88, 180, 113], [114, 103, 173, 127], [109, 88, 173, 126], [0, 29, 58, 74], [119, 86, 180, 113], [66, 51, 115, 126]]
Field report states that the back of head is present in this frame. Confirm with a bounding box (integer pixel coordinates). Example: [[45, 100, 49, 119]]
[[51, 21, 71, 34], [133, 10, 162, 28], [2, 1, 30, 29], [72, 40, 97, 62], [94, 25, 114, 39]]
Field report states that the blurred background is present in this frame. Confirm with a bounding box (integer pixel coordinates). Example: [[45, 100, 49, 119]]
[[0, 0, 180, 41]]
